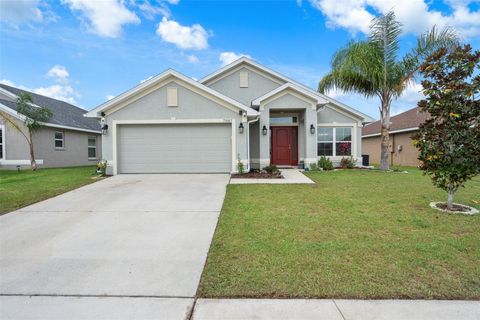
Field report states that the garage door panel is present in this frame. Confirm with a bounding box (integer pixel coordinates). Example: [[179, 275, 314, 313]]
[[118, 123, 232, 173]]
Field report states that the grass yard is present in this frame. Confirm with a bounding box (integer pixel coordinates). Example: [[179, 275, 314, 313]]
[[198, 168, 480, 299], [0, 166, 100, 214]]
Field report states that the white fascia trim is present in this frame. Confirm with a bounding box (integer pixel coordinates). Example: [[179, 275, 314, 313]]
[[0, 103, 100, 134], [43, 123, 101, 134], [252, 83, 329, 106], [362, 127, 419, 138], [111, 118, 236, 175], [85, 69, 259, 118], [199, 57, 374, 122], [0, 87, 18, 100]]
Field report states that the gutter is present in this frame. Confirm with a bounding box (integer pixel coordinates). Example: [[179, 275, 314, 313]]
[[245, 116, 260, 172], [362, 127, 419, 138]]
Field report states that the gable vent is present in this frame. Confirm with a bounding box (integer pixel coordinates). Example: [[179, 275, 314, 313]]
[[167, 87, 178, 107], [239, 71, 249, 88]]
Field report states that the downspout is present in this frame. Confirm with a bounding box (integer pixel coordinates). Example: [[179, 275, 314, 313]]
[[246, 116, 260, 172]]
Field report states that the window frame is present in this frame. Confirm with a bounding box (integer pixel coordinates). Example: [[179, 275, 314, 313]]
[[87, 135, 97, 160], [317, 125, 355, 158], [54, 131, 65, 150], [0, 124, 5, 160]]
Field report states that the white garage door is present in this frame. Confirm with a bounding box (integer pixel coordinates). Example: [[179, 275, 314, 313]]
[[117, 123, 232, 173]]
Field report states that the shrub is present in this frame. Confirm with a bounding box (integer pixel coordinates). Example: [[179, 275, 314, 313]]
[[340, 156, 355, 169], [263, 165, 280, 174], [318, 156, 333, 170], [237, 155, 245, 175], [96, 160, 107, 176], [310, 163, 319, 171]]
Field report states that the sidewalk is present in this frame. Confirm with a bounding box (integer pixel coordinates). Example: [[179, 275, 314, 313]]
[[192, 299, 480, 320]]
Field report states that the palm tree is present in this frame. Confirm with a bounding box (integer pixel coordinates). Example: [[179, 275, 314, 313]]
[[318, 11, 458, 170]]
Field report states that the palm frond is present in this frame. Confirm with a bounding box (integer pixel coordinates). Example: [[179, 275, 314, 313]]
[[369, 11, 402, 75]]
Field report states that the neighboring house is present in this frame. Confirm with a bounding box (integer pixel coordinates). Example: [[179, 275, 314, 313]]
[[85, 57, 374, 175], [362, 107, 429, 167], [0, 84, 102, 168]]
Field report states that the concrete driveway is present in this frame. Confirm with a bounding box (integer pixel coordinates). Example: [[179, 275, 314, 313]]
[[0, 174, 229, 319]]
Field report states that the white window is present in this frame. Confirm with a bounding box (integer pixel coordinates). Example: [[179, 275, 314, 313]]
[[167, 87, 178, 107], [317, 127, 352, 156], [0, 125, 4, 159], [55, 131, 64, 149], [239, 71, 249, 88], [88, 136, 97, 159]]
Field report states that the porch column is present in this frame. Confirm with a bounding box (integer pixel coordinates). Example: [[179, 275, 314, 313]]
[[304, 106, 317, 168], [258, 107, 270, 169]]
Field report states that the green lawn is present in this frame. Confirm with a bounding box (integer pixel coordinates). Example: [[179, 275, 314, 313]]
[[198, 168, 480, 299], [0, 166, 101, 214]]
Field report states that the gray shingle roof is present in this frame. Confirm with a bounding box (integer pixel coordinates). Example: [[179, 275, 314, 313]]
[[0, 84, 100, 132]]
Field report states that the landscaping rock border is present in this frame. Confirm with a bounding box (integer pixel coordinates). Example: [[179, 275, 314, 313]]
[[429, 202, 479, 215]]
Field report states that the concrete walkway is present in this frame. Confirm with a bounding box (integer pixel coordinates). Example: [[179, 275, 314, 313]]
[[230, 169, 315, 184], [192, 299, 480, 320], [0, 174, 229, 320]]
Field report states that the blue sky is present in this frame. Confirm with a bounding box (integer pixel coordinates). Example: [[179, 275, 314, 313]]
[[1, 0, 479, 120]]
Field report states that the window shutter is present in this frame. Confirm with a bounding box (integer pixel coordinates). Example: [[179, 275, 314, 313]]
[[167, 87, 178, 107], [239, 71, 249, 88]]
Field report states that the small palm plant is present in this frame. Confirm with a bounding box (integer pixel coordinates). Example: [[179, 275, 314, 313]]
[[319, 11, 458, 170]]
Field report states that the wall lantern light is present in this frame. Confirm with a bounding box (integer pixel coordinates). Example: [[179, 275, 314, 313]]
[[238, 122, 244, 134], [310, 124, 316, 134], [262, 125, 268, 136], [101, 124, 109, 135]]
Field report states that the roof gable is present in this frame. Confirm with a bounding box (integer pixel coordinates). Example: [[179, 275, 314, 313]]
[[85, 69, 258, 118], [252, 83, 328, 106], [200, 57, 374, 121]]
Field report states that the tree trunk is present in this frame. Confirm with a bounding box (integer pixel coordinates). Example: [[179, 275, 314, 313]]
[[447, 185, 454, 210], [379, 100, 390, 171], [28, 129, 37, 171]]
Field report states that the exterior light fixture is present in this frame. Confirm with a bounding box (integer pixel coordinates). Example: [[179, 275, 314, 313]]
[[310, 124, 316, 134], [262, 125, 268, 136], [238, 123, 244, 134], [101, 124, 109, 135]]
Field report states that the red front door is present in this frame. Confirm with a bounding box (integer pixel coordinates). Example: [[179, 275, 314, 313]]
[[271, 126, 297, 166]]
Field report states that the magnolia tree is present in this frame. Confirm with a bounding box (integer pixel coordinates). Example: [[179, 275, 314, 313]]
[[413, 45, 480, 210], [0, 92, 52, 170]]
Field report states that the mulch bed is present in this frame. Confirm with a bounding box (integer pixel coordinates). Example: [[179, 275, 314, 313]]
[[231, 172, 283, 179], [435, 202, 471, 212]]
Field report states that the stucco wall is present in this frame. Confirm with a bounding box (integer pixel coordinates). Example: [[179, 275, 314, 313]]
[[317, 106, 363, 166], [1, 117, 101, 168], [102, 80, 247, 173], [206, 67, 282, 106], [362, 131, 420, 167]]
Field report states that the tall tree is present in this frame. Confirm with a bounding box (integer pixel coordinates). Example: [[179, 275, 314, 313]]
[[318, 11, 458, 170], [0, 92, 52, 170], [413, 45, 480, 210]]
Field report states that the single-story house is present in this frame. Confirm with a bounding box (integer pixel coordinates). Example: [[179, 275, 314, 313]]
[[0, 84, 102, 168], [362, 107, 429, 167], [86, 57, 374, 175]]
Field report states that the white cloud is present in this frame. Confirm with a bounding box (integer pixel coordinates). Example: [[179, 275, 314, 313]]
[[138, 1, 170, 20], [106, 95, 115, 100], [33, 85, 78, 104], [308, 0, 480, 37], [0, 0, 43, 25], [219, 52, 251, 66], [62, 0, 140, 38], [187, 54, 199, 63], [166, 0, 180, 4], [47, 65, 69, 83], [1, 78, 79, 104], [156, 17, 209, 50]]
